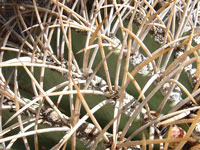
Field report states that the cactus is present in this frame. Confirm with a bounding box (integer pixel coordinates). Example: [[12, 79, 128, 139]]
[[0, 0, 200, 149]]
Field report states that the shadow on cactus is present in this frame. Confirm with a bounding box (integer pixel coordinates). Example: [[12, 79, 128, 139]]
[[0, 0, 200, 150]]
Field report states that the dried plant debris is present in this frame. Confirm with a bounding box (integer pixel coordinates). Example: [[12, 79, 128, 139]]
[[129, 53, 153, 75], [187, 68, 198, 88], [160, 82, 183, 104], [192, 122, 200, 140], [168, 126, 186, 149], [150, 26, 165, 44], [41, 106, 70, 127], [77, 122, 99, 148]]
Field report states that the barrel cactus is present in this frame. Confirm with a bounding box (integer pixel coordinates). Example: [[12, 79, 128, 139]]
[[0, 0, 200, 149]]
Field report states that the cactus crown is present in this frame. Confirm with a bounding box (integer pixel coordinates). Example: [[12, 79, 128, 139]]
[[0, 0, 200, 149]]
